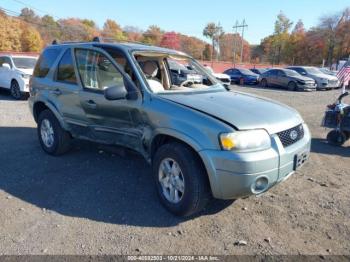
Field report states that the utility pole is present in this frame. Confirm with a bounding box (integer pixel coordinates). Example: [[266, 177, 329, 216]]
[[232, 19, 248, 64], [232, 20, 239, 66]]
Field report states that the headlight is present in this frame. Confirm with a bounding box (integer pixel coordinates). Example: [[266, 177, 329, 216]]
[[21, 74, 31, 79], [219, 129, 271, 152], [297, 80, 305, 85]]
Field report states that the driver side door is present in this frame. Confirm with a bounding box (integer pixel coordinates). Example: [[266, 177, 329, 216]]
[[74, 47, 144, 151]]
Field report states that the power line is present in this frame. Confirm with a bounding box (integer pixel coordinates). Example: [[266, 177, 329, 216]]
[[232, 19, 248, 63], [8, 0, 61, 20]]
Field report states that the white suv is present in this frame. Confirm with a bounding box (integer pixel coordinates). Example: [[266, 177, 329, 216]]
[[0, 54, 38, 99]]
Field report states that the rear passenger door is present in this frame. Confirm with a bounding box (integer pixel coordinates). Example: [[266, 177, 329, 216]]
[[51, 48, 90, 137], [74, 47, 144, 151]]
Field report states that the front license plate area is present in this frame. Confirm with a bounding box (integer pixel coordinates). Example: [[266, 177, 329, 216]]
[[294, 151, 309, 170]]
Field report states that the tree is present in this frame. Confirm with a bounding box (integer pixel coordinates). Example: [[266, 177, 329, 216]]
[[160, 32, 180, 50], [178, 34, 206, 59], [21, 24, 43, 51], [102, 19, 126, 41], [124, 26, 143, 42], [273, 12, 293, 64], [203, 22, 224, 62], [19, 8, 40, 25], [142, 25, 163, 45]]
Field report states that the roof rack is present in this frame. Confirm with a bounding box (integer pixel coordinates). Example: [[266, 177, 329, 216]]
[[51, 36, 149, 46]]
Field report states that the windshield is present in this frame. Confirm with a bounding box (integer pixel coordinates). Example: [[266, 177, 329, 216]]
[[284, 69, 301, 77], [239, 68, 255, 75], [12, 57, 37, 69], [134, 52, 225, 94], [305, 67, 322, 74]]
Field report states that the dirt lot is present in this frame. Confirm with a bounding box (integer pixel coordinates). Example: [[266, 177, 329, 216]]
[[0, 86, 349, 256]]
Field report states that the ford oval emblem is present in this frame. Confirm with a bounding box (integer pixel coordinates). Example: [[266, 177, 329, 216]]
[[290, 130, 298, 140]]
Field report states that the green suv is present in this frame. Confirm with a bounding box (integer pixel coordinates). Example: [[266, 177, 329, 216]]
[[29, 39, 311, 216]]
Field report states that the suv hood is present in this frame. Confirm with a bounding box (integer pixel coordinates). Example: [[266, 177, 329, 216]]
[[16, 68, 34, 75], [160, 91, 303, 134]]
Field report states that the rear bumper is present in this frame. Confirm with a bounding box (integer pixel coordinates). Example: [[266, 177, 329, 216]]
[[199, 124, 311, 199]]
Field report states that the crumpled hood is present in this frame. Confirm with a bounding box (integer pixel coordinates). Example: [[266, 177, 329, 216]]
[[160, 91, 303, 134], [16, 68, 34, 75]]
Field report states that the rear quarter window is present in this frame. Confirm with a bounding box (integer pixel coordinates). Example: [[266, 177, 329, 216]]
[[33, 48, 61, 78]]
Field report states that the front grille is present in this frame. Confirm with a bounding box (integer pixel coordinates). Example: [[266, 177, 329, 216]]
[[277, 124, 304, 147]]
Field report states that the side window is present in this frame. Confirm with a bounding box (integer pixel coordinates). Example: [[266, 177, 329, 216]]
[[270, 70, 277, 76], [277, 70, 286, 77], [34, 48, 61, 78], [56, 49, 77, 84], [0, 57, 4, 67], [75, 49, 124, 91], [3, 57, 12, 68]]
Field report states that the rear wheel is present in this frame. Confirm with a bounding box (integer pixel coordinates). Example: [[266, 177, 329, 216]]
[[10, 80, 23, 100], [288, 81, 298, 91], [239, 78, 245, 85], [152, 142, 211, 217], [37, 110, 72, 155], [326, 130, 347, 146]]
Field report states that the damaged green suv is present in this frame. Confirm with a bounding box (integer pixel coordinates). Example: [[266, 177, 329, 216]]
[[29, 39, 311, 216]]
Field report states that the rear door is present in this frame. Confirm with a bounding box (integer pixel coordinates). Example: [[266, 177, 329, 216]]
[[51, 48, 90, 137], [74, 47, 144, 151], [276, 70, 288, 87], [267, 69, 278, 86]]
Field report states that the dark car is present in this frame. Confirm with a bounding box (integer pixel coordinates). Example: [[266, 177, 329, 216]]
[[168, 59, 202, 86], [223, 68, 259, 85], [250, 68, 268, 75], [259, 68, 316, 91]]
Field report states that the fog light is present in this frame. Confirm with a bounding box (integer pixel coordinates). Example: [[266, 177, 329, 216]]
[[251, 177, 269, 194]]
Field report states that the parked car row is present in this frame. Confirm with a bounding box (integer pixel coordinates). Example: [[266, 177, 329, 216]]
[[206, 65, 342, 92]]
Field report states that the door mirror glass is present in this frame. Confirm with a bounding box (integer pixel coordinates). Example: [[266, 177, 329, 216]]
[[104, 82, 128, 100], [2, 63, 11, 69]]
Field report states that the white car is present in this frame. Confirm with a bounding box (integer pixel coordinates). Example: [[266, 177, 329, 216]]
[[287, 66, 340, 90], [0, 54, 38, 99], [204, 65, 231, 86]]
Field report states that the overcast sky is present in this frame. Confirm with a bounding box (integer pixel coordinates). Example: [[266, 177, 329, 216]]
[[3, 0, 350, 44]]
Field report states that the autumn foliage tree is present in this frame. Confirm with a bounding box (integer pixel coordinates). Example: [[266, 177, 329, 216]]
[[160, 32, 180, 50]]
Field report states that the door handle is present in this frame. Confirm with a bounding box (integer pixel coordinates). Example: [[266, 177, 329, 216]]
[[50, 88, 62, 95], [85, 100, 97, 109]]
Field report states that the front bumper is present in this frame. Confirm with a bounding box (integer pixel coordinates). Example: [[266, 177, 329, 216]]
[[199, 124, 311, 199], [297, 83, 317, 91]]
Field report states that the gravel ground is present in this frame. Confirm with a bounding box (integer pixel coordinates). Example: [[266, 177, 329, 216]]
[[0, 86, 349, 255]]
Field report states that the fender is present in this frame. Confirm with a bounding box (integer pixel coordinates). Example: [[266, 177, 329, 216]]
[[32, 95, 70, 131]]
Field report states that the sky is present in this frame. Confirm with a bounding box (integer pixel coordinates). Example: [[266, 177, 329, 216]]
[[2, 0, 350, 44]]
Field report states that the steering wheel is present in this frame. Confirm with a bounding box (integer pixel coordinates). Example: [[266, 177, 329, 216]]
[[180, 80, 194, 88]]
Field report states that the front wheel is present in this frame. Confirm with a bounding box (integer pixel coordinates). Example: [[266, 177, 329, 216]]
[[326, 130, 347, 146], [37, 110, 72, 155], [260, 79, 268, 88], [10, 80, 23, 100], [152, 142, 211, 217]]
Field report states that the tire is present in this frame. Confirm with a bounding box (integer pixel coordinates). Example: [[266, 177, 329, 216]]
[[10, 80, 23, 100], [260, 79, 268, 88], [287, 81, 298, 91], [37, 109, 72, 155], [239, 78, 244, 85], [152, 142, 211, 217], [326, 130, 347, 146]]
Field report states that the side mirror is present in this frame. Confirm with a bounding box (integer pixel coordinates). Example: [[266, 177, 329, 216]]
[[104, 83, 127, 101], [2, 63, 11, 69], [104, 77, 138, 101]]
